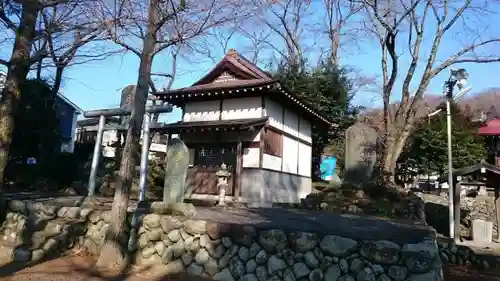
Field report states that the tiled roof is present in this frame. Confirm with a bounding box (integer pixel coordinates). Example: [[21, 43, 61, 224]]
[[154, 49, 334, 126]]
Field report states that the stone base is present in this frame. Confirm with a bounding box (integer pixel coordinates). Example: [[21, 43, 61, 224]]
[[0, 198, 446, 281]]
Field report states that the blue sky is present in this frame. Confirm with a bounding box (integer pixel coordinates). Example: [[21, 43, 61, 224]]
[[2, 1, 500, 123], [58, 36, 500, 123]]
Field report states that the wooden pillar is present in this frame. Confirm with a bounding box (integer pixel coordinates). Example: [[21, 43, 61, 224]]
[[454, 178, 461, 240], [235, 133, 243, 202]]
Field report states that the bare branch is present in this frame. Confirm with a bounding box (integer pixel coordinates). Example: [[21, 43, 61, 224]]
[[431, 39, 500, 77]]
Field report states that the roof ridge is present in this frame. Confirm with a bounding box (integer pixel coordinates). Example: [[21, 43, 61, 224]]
[[227, 49, 271, 79], [192, 49, 271, 86]]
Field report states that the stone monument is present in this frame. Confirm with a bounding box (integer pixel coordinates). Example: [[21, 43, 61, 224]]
[[344, 122, 377, 185], [163, 138, 190, 204]]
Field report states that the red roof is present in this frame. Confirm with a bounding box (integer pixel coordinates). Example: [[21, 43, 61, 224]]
[[478, 118, 500, 135]]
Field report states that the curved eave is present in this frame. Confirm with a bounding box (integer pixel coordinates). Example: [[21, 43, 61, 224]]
[[274, 82, 336, 128], [157, 81, 335, 127]]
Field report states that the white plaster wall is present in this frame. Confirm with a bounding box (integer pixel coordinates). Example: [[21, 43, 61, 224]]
[[298, 142, 312, 177], [243, 148, 260, 168], [298, 117, 312, 143], [240, 169, 267, 207], [282, 136, 298, 174], [265, 98, 283, 130], [102, 146, 116, 158], [102, 130, 118, 146], [283, 108, 299, 137], [150, 143, 167, 153], [183, 100, 220, 122], [221, 97, 262, 120], [262, 153, 281, 171], [261, 170, 311, 204]]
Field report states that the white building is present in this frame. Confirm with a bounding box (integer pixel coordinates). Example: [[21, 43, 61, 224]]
[[154, 49, 333, 206], [75, 117, 168, 159]]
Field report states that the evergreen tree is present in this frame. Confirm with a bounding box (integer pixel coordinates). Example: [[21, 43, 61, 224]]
[[4, 79, 62, 187], [274, 60, 360, 179], [398, 101, 485, 177]]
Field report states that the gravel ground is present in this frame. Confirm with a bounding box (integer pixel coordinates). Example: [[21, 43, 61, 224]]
[[0, 255, 499, 281]]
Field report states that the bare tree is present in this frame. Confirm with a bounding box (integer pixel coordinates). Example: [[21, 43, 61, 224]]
[[359, 0, 500, 185], [90, 0, 244, 269], [249, 0, 313, 68], [0, 1, 40, 195], [239, 27, 272, 64], [36, 2, 114, 95], [0, 0, 106, 197], [322, 0, 363, 64]]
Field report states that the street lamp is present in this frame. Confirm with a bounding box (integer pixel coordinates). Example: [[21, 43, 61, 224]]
[[444, 68, 471, 240], [427, 69, 472, 239]]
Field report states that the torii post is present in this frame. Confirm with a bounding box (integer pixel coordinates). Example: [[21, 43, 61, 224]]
[[83, 104, 173, 200]]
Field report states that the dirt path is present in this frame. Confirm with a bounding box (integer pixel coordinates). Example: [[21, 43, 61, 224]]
[[0, 255, 499, 281], [445, 265, 500, 281]]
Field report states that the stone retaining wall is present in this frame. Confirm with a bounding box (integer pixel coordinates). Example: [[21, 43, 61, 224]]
[[437, 238, 500, 270], [0, 200, 443, 281], [418, 193, 498, 238]]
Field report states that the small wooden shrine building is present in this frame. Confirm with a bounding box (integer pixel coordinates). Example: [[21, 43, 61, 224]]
[[438, 161, 500, 241], [154, 49, 333, 206]]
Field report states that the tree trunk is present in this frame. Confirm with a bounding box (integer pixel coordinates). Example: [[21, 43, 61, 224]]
[[96, 0, 158, 271], [380, 138, 397, 184], [0, 4, 38, 196], [51, 66, 64, 96], [379, 124, 413, 186]]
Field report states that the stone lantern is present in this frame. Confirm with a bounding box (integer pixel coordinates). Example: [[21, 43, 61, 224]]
[[215, 162, 231, 206]]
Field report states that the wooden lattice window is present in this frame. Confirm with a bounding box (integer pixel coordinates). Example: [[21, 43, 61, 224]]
[[193, 145, 236, 172], [263, 129, 283, 157]]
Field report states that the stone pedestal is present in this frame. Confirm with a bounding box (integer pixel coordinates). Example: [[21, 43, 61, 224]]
[[215, 163, 230, 207], [472, 219, 493, 243]]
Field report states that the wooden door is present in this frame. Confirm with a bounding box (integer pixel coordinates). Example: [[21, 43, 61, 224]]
[[186, 144, 236, 195]]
